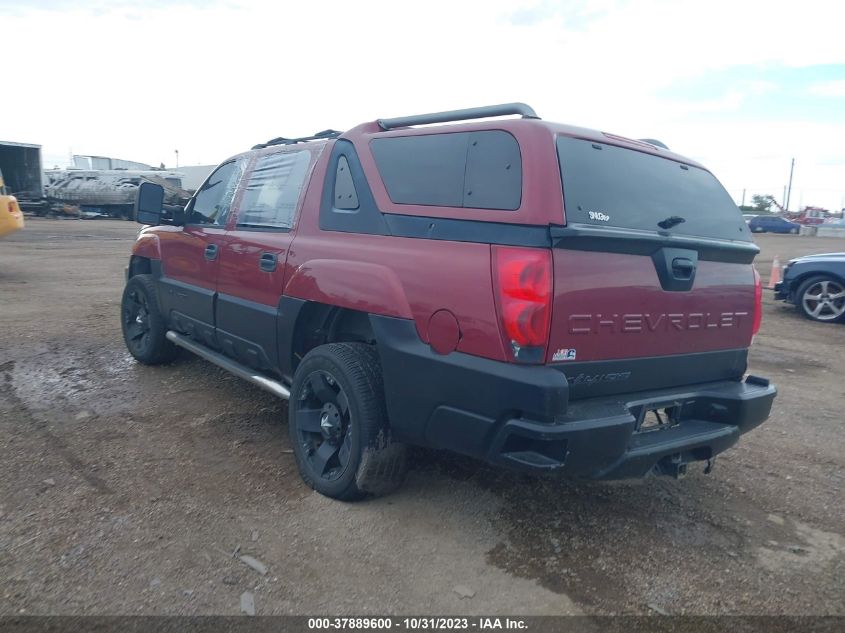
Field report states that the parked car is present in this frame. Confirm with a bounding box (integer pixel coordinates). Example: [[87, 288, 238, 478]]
[[748, 215, 800, 234], [742, 213, 758, 224], [774, 253, 845, 322], [121, 103, 776, 500]]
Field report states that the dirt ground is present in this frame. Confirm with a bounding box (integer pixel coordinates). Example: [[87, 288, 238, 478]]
[[0, 218, 842, 616]]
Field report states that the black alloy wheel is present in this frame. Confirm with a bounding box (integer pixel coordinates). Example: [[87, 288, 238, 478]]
[[293, 370, 354, 482], [120, 274, 178, 364], [289, 343, 406, 500], [123, 286, 152, 356]]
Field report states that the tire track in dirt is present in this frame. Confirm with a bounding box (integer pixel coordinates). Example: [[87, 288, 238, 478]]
[[0, 359, 114, 495]]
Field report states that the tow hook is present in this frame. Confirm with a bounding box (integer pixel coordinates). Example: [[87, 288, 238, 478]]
[[704, 458, 715, 475]]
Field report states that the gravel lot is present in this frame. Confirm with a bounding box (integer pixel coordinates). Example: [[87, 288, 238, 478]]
[[1, 219, 843, 616]]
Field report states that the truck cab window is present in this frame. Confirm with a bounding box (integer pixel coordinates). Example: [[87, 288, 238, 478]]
[[189, 160, 243, 226], [236, 150, 312, 229]]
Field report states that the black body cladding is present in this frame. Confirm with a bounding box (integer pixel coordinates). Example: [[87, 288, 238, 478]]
[[371, 315, 775, 477]]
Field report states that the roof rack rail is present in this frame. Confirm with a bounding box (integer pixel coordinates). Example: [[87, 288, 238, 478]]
[[377, 102, 539, 131], [251, 129, 342, 150]]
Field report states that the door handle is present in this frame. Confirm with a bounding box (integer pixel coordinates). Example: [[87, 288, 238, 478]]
[[204, 243, 218, 261], [259, 252, 278, 272], [671, 257, 695, 280]]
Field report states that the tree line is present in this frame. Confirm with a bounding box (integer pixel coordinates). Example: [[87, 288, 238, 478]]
[[739, 194, 780, 214]]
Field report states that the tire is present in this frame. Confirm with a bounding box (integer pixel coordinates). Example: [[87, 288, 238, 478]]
[[753, 226, 764, 233], [790, 227, 799, 234], [120, 274, 179, 364], [795, 275, 845, 323], [289, 343, 407, 500]]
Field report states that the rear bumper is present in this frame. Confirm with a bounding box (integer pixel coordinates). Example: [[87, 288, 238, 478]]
[[371, 315, 776, 479], [488, 377, 775, 479]]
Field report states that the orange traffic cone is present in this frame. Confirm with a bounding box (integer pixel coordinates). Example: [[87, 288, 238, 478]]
[[768, 255, 781, 289]]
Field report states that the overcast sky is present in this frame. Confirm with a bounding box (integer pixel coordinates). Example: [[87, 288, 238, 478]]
[[3, 0, 844, 210]]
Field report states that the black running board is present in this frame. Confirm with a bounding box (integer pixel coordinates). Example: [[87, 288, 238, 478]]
[[165, 330, 291, 399]]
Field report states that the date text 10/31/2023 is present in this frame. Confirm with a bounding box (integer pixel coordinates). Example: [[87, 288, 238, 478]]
[[307, 617, 528, 630]]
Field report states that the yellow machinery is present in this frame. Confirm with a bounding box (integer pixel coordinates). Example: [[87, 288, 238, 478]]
[[0, 168, 25, 237]]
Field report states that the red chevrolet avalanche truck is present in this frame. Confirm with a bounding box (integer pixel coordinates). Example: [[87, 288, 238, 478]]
[[121, 103, 776, 500]]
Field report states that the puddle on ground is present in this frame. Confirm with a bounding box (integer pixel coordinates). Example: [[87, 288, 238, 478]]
[[7, 345, 145, 415]]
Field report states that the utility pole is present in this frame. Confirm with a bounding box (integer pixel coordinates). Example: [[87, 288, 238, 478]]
[[785, 158, 795, 212], [175, 149, 179, 169], [741, 189, 746, 206]]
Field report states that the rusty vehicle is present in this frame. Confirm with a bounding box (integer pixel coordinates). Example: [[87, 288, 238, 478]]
[[44, 170, 189, 219]]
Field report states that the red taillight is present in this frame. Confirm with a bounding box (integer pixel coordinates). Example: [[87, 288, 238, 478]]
[[493, 246, 552, 361], [752, 267, 762, 336]]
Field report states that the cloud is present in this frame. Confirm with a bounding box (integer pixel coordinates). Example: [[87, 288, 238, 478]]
[[0, 0, 228, 15], [508, 2, 557, 26], [2, 0, 843, 210], [809, 80, 845, 98], [508, 0, 626, 30], [669, 91, 748, 113]]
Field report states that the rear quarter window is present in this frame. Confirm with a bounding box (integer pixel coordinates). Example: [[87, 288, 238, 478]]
[[370, 131, 522, 211], [557, 136, 750, 242]]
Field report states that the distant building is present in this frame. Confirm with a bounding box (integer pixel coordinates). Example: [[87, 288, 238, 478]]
[[72, 155, 153, 171]]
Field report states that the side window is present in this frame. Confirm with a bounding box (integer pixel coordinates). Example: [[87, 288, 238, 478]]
[[319, 139, 389, 235], [334, 156, 359, 210], [370, 130, 522, 210], [189, 159, 243, 226], [236, 150, 312, 229]]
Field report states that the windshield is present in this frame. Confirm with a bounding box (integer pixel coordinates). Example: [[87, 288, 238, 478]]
[[557, 136, 751, 242]]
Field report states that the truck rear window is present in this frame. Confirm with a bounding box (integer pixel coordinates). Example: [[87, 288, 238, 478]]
[[371, 131, 522, 210], [557, 136, 750, 242]]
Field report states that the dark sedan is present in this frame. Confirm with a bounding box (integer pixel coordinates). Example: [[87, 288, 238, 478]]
[[774, 253, 845, 322], [749, 215, 801, 234]]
